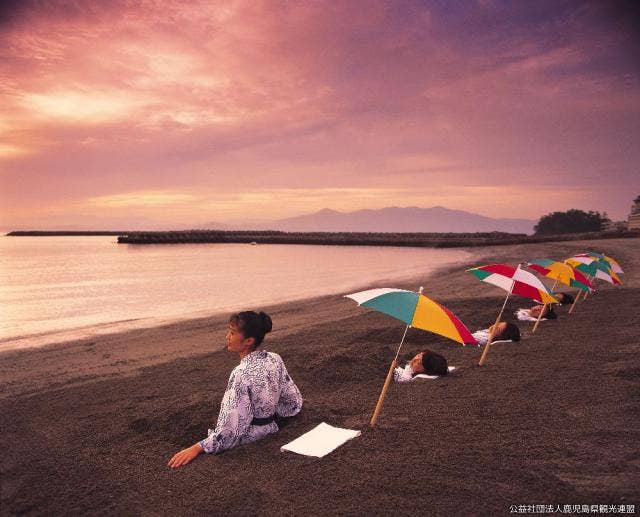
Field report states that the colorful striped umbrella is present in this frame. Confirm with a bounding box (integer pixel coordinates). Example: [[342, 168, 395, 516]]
[[564, 255, 621, 314], [524, 259, 592, 332], [345, 287, 476, 425], [466, 264, 558, 365], [525, 259, 593, 292], [345, 288, 477, 345], [467, 263, 558, 304], [602, 255, 624, 275], [575, 252, 624, 275], [566, 256, 622, 286]]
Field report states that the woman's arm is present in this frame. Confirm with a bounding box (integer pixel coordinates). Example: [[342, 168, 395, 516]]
[[168, 373, 253, 467], [198, 376, 253, 454], [276, 364, 303, 417]]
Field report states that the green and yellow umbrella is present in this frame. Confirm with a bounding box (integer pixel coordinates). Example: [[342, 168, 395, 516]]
[[345, 287, 476, 426]]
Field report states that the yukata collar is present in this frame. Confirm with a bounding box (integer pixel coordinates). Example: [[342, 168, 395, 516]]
[[241, 349, 266, 364]]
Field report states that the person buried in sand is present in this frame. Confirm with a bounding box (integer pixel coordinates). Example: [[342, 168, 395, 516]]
[[472, 321, 521, 346], [393, 349, 449, 382], [168, 311, 303, 468], [527, 304, 557, 320], [555, 292, 574, 305]]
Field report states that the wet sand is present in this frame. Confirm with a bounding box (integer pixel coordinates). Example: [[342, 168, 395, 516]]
[[1, 238, 639, 516]]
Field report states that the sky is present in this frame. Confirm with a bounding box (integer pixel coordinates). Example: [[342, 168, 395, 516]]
[[1, 0, 639, 229]]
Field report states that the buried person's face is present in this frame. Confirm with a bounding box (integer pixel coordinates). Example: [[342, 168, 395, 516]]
[[225, 323, 255, 355], [489, 321, 507, 339], [409, 352, 425, 374], [528, 305, 546, 318]]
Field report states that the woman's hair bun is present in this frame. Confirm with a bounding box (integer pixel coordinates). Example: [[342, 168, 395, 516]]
[[259, 311, 273, 334]]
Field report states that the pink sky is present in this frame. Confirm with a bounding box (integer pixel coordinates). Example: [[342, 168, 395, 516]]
[[1, 0, 639, 229]]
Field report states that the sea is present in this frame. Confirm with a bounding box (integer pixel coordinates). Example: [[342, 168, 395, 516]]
[[0, 236, 474, 350]]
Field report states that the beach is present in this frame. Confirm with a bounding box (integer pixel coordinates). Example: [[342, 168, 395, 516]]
[[1, 237, 638, 516]]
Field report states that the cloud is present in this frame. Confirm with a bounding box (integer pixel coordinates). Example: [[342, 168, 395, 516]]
[[0, 0, 638, 226]]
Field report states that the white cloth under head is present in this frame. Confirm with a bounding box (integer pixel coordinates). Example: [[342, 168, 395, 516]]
[[394, 363, 456, 382], [472, 329, 514, 346], [516, 308, 546, 322]]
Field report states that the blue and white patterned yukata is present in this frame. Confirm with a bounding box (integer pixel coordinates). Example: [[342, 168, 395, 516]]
[[393, 363, 415, 383], [199, 350, 303, 454]]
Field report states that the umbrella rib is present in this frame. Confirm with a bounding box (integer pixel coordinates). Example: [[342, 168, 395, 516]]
[[393, 325, 410, 363]]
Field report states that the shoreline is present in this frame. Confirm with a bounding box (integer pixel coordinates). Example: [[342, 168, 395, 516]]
[[1, 237, 638, 515], [0, 246, 480, 353]]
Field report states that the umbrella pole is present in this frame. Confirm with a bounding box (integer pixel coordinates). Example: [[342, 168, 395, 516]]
[[583, 274, 593, 299], [370, 325, 409, 427], [532, 279, 558, 333], [569, 289, 583, 314], [479, 289, 511, 366]]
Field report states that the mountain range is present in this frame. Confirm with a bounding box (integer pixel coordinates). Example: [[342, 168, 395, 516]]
[[3, 206, 536, 234], [204, 206, 536, 234]]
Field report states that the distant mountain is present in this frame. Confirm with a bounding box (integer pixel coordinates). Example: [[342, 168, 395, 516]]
[[254, 206, 535, 234], [3, 206, 535, 235]]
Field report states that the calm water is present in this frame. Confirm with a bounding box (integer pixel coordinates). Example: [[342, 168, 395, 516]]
[[0, 236, 474, 350]]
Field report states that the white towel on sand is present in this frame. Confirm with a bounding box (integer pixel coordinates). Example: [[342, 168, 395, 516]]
[[412, 366, 456, 380], [280, 422, 361, 458], [472, 329, 514, 346], [516, 308, 545, 322]]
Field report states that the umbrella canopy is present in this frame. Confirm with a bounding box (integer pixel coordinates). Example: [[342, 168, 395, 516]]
[[525, 258, 593, 292], [576, 252, 624, 275], [345, 288, 477, 345], [467, 263, 558, 304], [566, 256, 622, 286], [602, 254, 623, 275]]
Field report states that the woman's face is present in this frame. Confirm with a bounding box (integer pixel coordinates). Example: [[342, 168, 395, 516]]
[[226, 323, 255, 354], [489, 321, 507, 338], [410, 352, 425, 374], [528, 305, 545, 318]]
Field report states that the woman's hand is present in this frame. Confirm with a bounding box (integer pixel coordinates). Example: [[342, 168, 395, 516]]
[[168, 443, 204, 468]]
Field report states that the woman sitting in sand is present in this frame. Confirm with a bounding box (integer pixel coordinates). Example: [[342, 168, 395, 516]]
[[472, 321, 521, 345], [394, 349, 449, 382], [168, 311, 303, 468]]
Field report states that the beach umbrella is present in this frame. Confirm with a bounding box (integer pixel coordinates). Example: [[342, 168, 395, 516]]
[[466, 263, 558, 365], [525, 259, 593, 332], [564, 255, 621, 314], [575, 252, 624, 275], [566, 256, 622, 286], [345, 287, 477, 426], [601, 255, 623, 275], [525, 258, 592, 291]]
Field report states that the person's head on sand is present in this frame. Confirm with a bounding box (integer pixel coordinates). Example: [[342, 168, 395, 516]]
[[489, 321, 521, 342], [529, 304, 557, 320], [226, 311, 273, 357], [555, 292, 574, 305], [409, 349, 448, 376]]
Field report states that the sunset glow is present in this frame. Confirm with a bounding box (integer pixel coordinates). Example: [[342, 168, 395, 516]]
[[1, 1, 638, 229]]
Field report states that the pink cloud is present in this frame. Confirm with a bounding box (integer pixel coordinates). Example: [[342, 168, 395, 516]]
[[1, 0, 638, 228]]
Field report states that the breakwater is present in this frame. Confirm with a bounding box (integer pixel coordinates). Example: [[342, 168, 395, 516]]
[[7, 231, 126, 236], [115, 229, 639, 247]]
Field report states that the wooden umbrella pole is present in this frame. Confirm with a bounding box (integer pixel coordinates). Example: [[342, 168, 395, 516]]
[[479, 285, 513, 366], [584, 275, 590, 299], [370, 325, 409, 427], [532, 278, 558, 333], [568, 289, 582, 314]]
